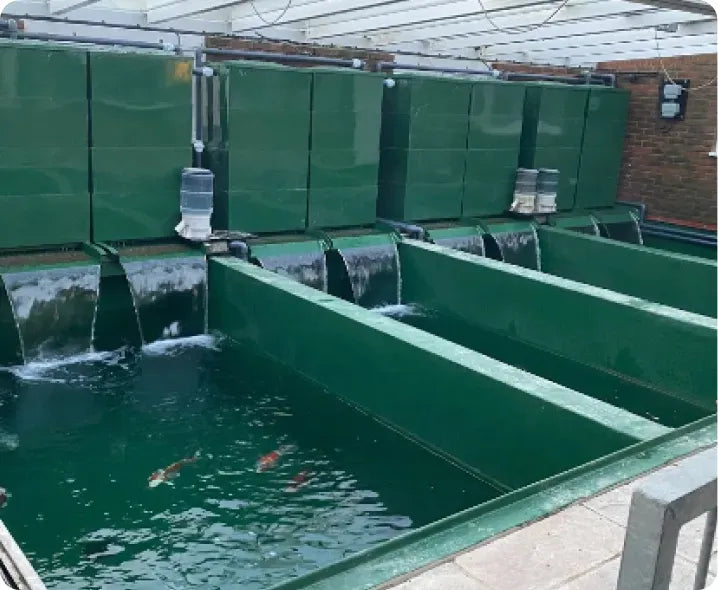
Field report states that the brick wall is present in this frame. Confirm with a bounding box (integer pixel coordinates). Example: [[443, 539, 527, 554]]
[[205, 36, 393, 71], [597, 54, 717, 228]]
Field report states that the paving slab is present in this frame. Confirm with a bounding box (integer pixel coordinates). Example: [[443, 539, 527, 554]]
[[391, 563, 489, 590], [454, 506, 624, 590], [385, 448, 717, 590]]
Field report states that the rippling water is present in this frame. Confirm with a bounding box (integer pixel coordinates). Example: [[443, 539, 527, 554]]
[[0, 336, 494, 589]]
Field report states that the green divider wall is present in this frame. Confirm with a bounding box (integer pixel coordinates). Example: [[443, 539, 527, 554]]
[[537, 226, 717, 317], [520, 83, 589, 211], [308, 68, 383, 229], [0, 41, 89, 249], [205, 60, 311, 233], [575, 86, 629, 209], [90, 51, 192, 242], [463, 81, 525, 217], [378, 75, 471, 221], [398, 240, 716, 414], [209, 257, 666, 491]]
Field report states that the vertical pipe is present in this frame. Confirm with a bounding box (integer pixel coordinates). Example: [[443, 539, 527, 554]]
[[193, 48, 204, 168], [694, 509, 717, 590]]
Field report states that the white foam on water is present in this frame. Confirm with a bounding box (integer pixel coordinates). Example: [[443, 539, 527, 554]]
[[0, 429, 19, 451], [371, 303, 424, 318], [142, 334, 220, 357], [1, 349, 129, 383]]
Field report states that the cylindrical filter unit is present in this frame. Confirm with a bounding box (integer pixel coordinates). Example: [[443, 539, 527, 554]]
[[536, 168, 559, 214], [175, 167, 214, 241], [510, 168, 538, 214]]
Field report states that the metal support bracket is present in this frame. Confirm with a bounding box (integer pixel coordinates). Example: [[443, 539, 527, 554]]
[[617, 446, 717, 590]]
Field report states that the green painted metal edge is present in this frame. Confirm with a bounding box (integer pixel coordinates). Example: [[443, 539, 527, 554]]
[[537, 225, 717, 318], [426, 225, 484, 241], [477, 218, 535, 234], [329, 231, 399, 250], [0, 250, 97, 273], [547, 212, 598, 231], [113, 244, 204, 263], [269, 416, 716, 590], [249, 238, 327, 260]]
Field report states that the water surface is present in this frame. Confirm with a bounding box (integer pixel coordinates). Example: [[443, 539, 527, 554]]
[[0, 336, 496, 589]]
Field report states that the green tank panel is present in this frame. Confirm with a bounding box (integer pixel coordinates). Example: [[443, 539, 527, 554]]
[[575, 87, 629, 209], [0, 42, 89, 250], [463, 80, 525, 217], [89, 51, 192, 242], [307, 68, 383, 229], [378, 75, 472, 222], [519, 83, 590, 211], [205, 60, 311, 233]]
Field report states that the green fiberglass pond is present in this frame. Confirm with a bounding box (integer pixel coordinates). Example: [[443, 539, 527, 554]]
[[0, 337, 493, 590], [0, 40, 716, 590]]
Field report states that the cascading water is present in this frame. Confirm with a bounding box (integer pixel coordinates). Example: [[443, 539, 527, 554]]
[[491, 226, 541, 270], [0, 265, 101, 363], [336, 243, 401, 308], [601, 211, 644, 245], [120, 256, 206, 345], [432, 235, 485, 257], [254, 251, 328, 292]]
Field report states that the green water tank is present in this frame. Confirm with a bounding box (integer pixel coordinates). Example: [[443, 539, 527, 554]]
[[307, 67, 383, 229], [205, 60, 311, 234], [90, 51, 192, 242], [378, 74, 472, 222], [0, 41, 89, 250], [463, 80, 526, 217], [519, 82, 590, 212], [574, 86, 629, 209]]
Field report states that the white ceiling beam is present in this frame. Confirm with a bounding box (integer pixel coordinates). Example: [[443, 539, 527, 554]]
[[431, 10, 714, 51], [48, 0, 103, 15], [229, 0, 406, 29], [152, 0, 402, 25], [311, 0, 651, 46], [484, 22, 715, 55], [623, 0, 715, 15], [300, 0, 566, 40], [361, 0, 659, 47], [493, 31, 716, 64]]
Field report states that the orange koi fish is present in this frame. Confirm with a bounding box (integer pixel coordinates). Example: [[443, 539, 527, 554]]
[[284, 471, 311, 493], [256, 445, 295, 473], [148, 451, 200, 488]]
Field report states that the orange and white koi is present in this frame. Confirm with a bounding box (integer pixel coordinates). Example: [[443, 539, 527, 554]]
[[256, 445, 295, 473], [148, 451, 200, 488], [284, 471, 311, 493]]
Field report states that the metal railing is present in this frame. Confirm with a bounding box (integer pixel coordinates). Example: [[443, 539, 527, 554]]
[[0, 520, 46, 590], [617, 446, 717, 590]]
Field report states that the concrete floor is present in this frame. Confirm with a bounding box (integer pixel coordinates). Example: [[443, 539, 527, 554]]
[[385, 449, 717, 590]]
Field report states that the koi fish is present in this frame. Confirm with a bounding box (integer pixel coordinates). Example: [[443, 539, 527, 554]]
[[148, 451, 200, 488], [256, 445, 295, 473], [0, 487, 7, 508], [284, 471, 311, 493]]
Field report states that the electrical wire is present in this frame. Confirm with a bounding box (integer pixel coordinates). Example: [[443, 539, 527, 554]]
[[475, 0, 571, 34], [248, 0, 293, 27], [654, 28, 716, 92]]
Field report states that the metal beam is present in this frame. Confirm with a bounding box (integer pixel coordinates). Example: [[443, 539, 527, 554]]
[[485, 26, 716, 58], [623, 0, 715, 16], [429, 11, 714, 52], [48, 0, 103, 15], [492, 31, 717, 64], [232, 0, 560, 35], [152, 0, 404, 25], [318, 0, 651, 46]]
